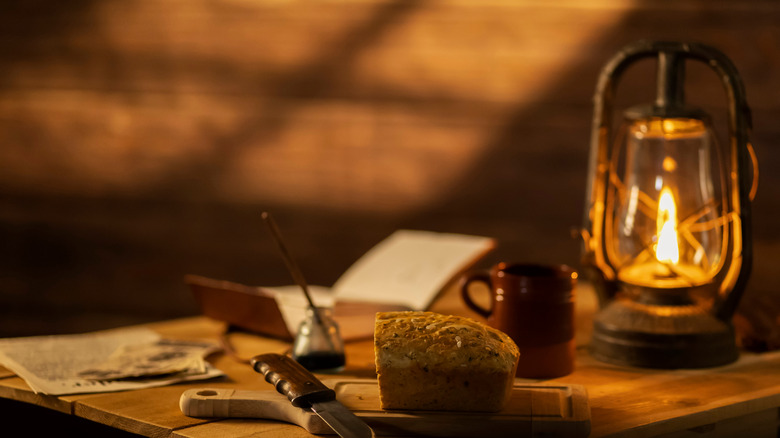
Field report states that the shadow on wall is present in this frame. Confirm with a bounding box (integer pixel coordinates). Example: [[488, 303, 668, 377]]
[[0, 1, 778, 338]]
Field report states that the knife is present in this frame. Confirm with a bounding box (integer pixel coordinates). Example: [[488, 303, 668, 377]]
[[251, 353, 374, 438]]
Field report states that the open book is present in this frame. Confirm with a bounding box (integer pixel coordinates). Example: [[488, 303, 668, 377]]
[[187, 230, 494, 341]]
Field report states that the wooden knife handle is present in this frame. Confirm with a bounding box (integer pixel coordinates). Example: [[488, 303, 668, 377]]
[[251, 353, 336, 407]]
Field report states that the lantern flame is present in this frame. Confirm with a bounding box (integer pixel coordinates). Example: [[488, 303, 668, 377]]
[[655, 187, 680, 264]]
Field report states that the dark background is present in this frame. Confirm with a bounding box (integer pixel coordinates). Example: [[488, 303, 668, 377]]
[[1, 1, 778, 338]]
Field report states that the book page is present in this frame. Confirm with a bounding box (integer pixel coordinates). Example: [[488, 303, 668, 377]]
[[332, 230, 494, 310], [267, 285, 335, 336]]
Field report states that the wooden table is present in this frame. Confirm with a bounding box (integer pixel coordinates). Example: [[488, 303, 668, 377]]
[[1, 284, 779, 437]]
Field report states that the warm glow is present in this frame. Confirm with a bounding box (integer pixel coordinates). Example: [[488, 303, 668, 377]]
[[655, 187, 680, 264]]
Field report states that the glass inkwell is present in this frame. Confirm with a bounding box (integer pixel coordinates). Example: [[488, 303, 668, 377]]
[[292, 306, 346, 372], [262, 212, 346, 373]]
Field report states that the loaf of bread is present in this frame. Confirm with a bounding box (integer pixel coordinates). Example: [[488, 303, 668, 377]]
[[374, 311, 519, 412]]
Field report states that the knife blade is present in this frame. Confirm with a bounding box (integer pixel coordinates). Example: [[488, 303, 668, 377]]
[[251, 353, 374, 438]]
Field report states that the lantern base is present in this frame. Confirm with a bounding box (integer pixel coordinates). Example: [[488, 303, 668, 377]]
[[590, 298, 739, 369]]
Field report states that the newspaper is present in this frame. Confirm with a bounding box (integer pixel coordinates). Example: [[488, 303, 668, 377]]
[[77, 338, 222, 380], [0, 327, 224, 395]]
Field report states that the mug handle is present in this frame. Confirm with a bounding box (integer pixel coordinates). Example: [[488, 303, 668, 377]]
[[460, 271, 493, 319]]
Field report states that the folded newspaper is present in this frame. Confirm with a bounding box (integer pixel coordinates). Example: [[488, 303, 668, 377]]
[[0, 327, 224, 395]]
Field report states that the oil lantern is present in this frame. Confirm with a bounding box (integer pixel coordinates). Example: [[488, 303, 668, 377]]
[[581, 41, 758, 368]]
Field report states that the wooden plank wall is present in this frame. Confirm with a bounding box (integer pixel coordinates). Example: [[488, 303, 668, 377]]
[[1, 0, 779, 339]]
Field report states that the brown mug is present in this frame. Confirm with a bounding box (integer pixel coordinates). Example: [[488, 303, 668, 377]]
[[460, 262, 577, 378]]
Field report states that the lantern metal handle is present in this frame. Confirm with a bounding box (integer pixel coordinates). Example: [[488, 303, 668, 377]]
[[748, 141, 759, 202]]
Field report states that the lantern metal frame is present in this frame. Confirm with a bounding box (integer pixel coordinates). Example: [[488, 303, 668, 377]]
[[581, 40, 757, 368]]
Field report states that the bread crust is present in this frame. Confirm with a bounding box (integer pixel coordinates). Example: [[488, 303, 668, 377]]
[[374, 311, 519, 412]]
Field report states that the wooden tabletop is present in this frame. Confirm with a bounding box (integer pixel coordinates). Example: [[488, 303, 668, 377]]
[[1, 284, 779, 438]]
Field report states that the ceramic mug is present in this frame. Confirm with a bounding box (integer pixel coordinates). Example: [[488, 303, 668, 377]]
[[460, 262, 578, 378]]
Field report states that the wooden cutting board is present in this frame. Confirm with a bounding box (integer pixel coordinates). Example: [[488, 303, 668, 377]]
[[180, 378, 590, 437]]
